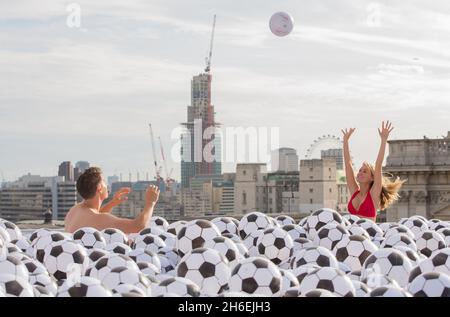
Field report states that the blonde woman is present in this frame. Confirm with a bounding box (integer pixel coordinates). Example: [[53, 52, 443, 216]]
[[342, 121, 405, 222]]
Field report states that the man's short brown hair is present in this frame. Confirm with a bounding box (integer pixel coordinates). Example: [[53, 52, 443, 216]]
[[76, 167, 103, 199]]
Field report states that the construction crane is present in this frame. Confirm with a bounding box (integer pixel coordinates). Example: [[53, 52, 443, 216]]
[[158, 137, 176, 189], [158, 136, 170, 181], [204, 14, 216, 73], [148, 124, 163, 182]]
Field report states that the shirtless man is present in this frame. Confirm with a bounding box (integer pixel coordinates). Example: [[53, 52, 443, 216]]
[[65, 167, 159, 234]]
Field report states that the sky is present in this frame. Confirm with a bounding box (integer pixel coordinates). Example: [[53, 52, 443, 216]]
[[1, 0, 450, 182]]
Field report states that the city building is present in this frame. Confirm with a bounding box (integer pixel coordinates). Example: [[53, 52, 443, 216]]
[[107, 175, 120, 189], [58, 161, 74, 182], [263, 171, 300, 214], [178, 174, 233, 218], [336, 170, 350, 213], [75, 161, 90, 173], [0, 174, 77, 222], [384, 132, 450, 221], [271, 148, 299, 172], [234, 163, 267, 214], [181, 73, 221, 188], [321, 148, 344, 170], [299, 158, 338, 214]]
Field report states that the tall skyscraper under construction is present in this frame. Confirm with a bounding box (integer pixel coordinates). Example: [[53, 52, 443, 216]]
[[181, 16, 221, 188]]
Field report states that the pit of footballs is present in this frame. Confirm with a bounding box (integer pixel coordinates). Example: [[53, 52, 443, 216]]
[[1, 209, 450, 297]]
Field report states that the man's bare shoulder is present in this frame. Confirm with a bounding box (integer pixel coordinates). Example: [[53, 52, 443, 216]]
[[65, 203, 98, 232]]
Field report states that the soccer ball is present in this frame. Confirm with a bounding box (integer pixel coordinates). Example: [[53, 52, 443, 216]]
[[429, 220, 450, 232], [112, 284, 147, 297], [0, 274, 34, 297], [437, 228, 450, 247], [101, 266, 150, 294], [167, 221, 187, 236], [275, 215, 295, 226], [151, 276, 200, 297], [384, 224, 415, 240], [0, 221, 22, 241], [291, 265, 320, 284], [293, 238, 314, 252], [408, 248, 450, 282], [354, 219, 383, 238], [290, 246, 339, 269], [136, 262, 160, 282], [408, 271, 450, 297], [32, 231, 66, 263], [156, 233, 176, 250], [299, 267, 355, 297], [157, 247, 180, 272], [347, 269, 362, 281], [392, 245, 422, 265], [256, 227, 294, 265], [243, 229, 265, 257], [305, 208, 344, 239], [148, 216, 169, 231], [361, 273, 400, 289], [301, 288, 336, 297], [57, 276, 112, 297], [211, 217, 239, 235], [22, 257, 48, 275], [333, 235, 378, 271], [348, 226, 371, 240], [269, 11, 294, 37], [282, 224, 308, 240], [282, 286, 302, 297], [177, 247, 230, 295], [29, 272, 57, 295], [87, 253, 139, 280], [204, 236, 241, 267], [139, 226, 165, 237], [380, 233, 417, 251], [29, 228, 51, 244], [351, 280, 371, 297], [0, 256, 29, 281], [402, 217, 429, 239], [368, 285, 412, 297], [101, 228, 128, 245], [128, 248, 161, 272], [177, 220, 221, 258], [238, 212, 272, 240], [343, 214, 360, 225], [33, 285, 54, 297], [313, 223, 349, 250], [361, 248, 413, 287], [234, 241, 250, 259], [415, 230, 446, 257], [228, 257, 282, 297], [43, 240, 89, 281], [132, 234, 166, 254], [279, 269, 299, 295], [378, 222, 397, 233], [86, 248, 109, 264], [105, 242, 132, 255], [72, 227, 106, 250], [11, 237, 31, 253]]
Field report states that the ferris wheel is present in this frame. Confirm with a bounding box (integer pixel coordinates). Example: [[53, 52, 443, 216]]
[[304, 134, 343, 159]]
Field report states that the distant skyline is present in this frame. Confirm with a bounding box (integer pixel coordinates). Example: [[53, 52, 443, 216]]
[[1, 0, 450, 182]]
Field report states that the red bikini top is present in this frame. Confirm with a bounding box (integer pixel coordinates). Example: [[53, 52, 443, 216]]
[[348, 190, 376, 218]]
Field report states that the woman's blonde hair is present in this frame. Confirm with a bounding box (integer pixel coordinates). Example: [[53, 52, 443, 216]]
[[362, 161, 406, 210]]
